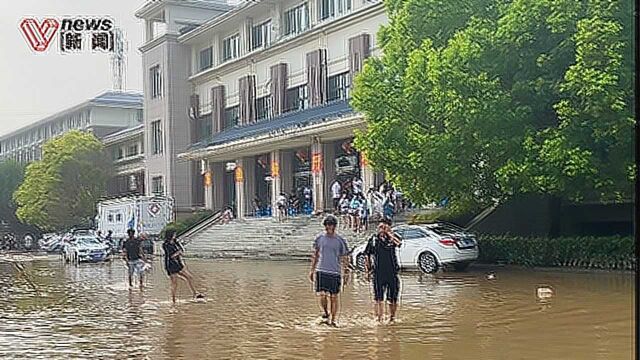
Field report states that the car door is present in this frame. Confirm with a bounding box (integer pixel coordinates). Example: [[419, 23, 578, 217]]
[[398, 228, 427, 267]]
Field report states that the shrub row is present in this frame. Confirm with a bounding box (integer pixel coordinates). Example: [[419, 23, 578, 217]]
[[409, 207, 474, 225], [477, 235, 635, 270], [160, 210, 214, 240]]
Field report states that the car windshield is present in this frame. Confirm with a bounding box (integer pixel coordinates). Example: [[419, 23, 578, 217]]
[[77, 238, 102, 247]]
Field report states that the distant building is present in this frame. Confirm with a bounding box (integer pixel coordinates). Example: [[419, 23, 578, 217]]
[[135, 0, 387, 217], [0, 91, 143, 164], [102, 124, 146, 197]]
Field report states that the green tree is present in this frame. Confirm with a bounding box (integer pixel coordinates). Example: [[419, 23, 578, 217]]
[[13, 131, 111, 231], [352, 0, 634, 211], [0, 160, 25, 222]]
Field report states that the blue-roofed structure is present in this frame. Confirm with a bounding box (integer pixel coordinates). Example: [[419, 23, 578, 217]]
[[190, 100, 353, 151], [0, 90, 143, 163]]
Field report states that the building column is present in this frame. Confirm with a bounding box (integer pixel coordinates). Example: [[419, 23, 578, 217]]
[[270, 150, 282, 217], [323, 141, 336, 205], [361, 152, 375, 193], [212, 162, 224, 210], [243, 157, 256, 216], [311, 137, 325, 214], [204, 160, 214, 210], [281, 150, 294, 195], [235, 160, 245, 219]]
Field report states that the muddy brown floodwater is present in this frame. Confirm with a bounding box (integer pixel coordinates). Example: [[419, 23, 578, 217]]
[[0, 257, 634, 359]]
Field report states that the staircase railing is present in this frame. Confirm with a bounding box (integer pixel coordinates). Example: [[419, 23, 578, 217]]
[[178, 210, 224, 246], [464, 202, 500, 230]]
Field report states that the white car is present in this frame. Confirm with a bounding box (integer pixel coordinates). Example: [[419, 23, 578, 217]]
[[351, 222, 479, 274], [63, 236, 110, 263]]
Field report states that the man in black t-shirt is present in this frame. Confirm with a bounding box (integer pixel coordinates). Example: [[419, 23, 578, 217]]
[[122, 229, 146, 289], [364, 217, 402, 322]]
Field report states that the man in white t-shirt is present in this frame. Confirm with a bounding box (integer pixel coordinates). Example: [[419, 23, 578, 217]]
[[331, 180, 342, 212]]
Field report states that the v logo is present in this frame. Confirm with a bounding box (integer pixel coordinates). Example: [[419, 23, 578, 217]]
[[20, 18, 59, 52]]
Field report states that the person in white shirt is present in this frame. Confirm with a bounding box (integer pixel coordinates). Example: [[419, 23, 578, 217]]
[[352, 177, 363, 195], [331, 180, 342, 212], [276, 193, 288, 222]]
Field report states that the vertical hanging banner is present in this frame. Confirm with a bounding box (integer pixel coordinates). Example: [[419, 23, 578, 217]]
[[271, 161, 280, 178], [311, 152, 323, 174], [235, 166, 244, 183], [204, 170, 212, 187], [360, 152, 368, 167]]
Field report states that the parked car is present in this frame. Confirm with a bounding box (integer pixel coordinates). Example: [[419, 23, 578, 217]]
[[40, 234, 64, 253], [63, 236, 110, 263], [351, 222, 478, 274]]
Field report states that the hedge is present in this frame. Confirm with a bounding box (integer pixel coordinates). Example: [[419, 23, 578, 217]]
[[477, 235, 635, 270], [160, 210, 214, 240], [409, 207, 475, 226]]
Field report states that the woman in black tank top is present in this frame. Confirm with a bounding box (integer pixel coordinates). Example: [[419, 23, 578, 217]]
[[163, 230, 204, 303]]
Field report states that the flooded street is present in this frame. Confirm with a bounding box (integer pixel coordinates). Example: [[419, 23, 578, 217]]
[[0, 257, 634, 359]]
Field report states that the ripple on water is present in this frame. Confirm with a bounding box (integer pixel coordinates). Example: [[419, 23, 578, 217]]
[[0, 258, 634, 359]]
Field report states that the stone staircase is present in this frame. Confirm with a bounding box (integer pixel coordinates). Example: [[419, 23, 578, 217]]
[[182, 216, 374, 260]]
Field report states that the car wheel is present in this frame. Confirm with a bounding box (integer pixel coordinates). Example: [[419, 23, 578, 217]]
[[418, 252, 438, 274], [453, 262, 470, 272], [355, 253, 367, 271]]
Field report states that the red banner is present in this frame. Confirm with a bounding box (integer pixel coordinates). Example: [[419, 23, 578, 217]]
[[311, 152, 322, 174], [235, 166, 244, 183]]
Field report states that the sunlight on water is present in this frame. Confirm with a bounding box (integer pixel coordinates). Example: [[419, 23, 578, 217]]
[[0, 258, 634, 359]]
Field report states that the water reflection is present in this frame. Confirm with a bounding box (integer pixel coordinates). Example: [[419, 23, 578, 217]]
[[0, 258, 634, 359]]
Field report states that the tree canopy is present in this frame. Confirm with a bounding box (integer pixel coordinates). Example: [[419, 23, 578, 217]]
[[0, 160, 25, 222], [14, 131, 111, 231], [352, 0, 634, 211]]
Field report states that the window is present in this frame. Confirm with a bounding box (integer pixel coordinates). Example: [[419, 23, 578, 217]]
[[222, 34, 240, 62], [284, 3, 309, 36], [251, 20, 272, 50], [149, 65, 162, 99], [108, 214, 113, 223], [152, 176, 164, 196], [327, 72, 350, 102], [255, 96, 272, 121], [199, 46, 213, 71], [403, 229, 426, 240], [116, 213, 122, 223], [319, 0, 351, 20], [126, 143, 139, 157], [117, 146, 124, 160], [224, 105, 239, 129], [285, 85, 309, 112], [151, 120, 163, 155], [135, 110, 143, 123]]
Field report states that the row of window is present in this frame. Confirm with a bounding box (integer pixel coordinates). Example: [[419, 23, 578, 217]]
[[0, 147, 42, 163], [216, 71, 349, 131], [112, 142, 143, 161], [196, 0, 353, 72], [0, 111, 91, 155]]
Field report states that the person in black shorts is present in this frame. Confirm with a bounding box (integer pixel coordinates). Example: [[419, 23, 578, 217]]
[[162, 229, 203, 304], [364, 217, 402, 323], [308, 215, 350, 326], [122, 229, 146, 290]]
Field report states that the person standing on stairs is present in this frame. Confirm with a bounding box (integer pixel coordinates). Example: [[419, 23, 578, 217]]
[[308, 215, 350, 327]]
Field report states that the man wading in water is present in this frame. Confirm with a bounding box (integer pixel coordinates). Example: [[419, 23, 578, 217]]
[[364, 217, 402, 323], [309, 215, 350, 327], [122, 229, 146, 290], [162, 229, 204, 304]]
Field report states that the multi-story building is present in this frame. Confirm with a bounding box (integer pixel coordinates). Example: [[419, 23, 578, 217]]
[[135, 0, 387, 217], [0, 91, 143, 164], [102, 124, 146, 197]]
